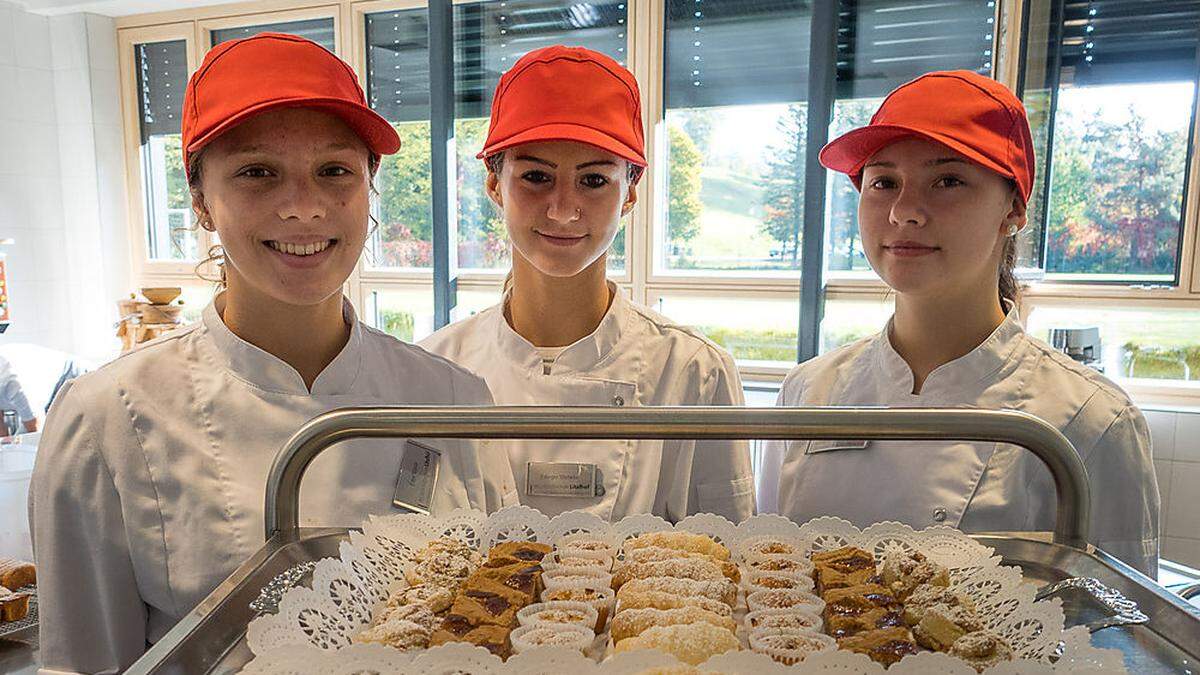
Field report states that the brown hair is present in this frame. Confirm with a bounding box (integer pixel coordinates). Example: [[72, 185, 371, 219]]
[[997, 179, 1023, 308], [187, 148, 381, 288]]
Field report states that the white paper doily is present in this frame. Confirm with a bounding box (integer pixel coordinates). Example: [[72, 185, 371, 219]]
[[242, 507, 1125, 673]]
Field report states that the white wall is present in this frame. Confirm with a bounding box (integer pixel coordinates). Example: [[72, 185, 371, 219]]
[[0, 0, 129, 361], [1145, 407, 1200, 570]]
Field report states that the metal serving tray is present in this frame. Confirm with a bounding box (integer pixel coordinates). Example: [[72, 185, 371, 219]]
[[124, 406, 1200, 674]]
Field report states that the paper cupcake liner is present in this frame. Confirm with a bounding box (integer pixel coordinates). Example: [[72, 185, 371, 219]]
[[743, 552, 815, 576], [744, 607, 824, 634], [543, 550, 614, 573], [743, 570, 816, 595], [516, 600, 599, 632], [737, 535, 810, 562], [543, 567, 614, 591], [554, 533, 618, 560], [746, 588, 825, 614], [539, 584, 615, 632], [509, 622, 595, 655], [748, 630, 837, 665]]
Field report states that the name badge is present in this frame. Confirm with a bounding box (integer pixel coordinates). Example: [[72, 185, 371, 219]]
[[393, 440, 441, 514], [526, 462, 604, 498]]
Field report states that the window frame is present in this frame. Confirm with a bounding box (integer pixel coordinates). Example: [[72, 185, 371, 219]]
[[115, 0, 1200, 402]]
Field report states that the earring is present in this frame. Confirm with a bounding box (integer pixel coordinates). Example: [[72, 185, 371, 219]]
[[1007, 224, 1019, 237], [575, 208, 582, 219]]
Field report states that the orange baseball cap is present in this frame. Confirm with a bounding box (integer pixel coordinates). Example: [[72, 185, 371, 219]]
[[479, 45, 646, 168], [820, 70, 1036, 202], [182, 33, 400, 179]]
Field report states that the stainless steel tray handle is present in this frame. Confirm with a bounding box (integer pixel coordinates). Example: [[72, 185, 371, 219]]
[[1036, 577, 1149, 632], [263, 407, 1091, 548]]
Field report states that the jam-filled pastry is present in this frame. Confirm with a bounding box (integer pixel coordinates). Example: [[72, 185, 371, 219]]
[[811, 546, 879, 595], [837, 626, 920, 666], [617, 589, 732, 617], [949, 630, 1014, 672], [825, 608, 903, 639], [353, 616, 432, 650], [902, 584, 975, 626], [617, 576, 738, 607], [448, 578, 528, 627], [612, 557, 726, 589], [609, 605, 736, 643], [880, 550, 950, 599], [821, 583, 901, 619], [623, 531, 730, 561], [913, 603, 985, 652], [622, 546, 740, 582], [429, 622, 511, 658], [486, 541, 552, 566], [612, 622, 740, 666], [471, 562, 544, 601]]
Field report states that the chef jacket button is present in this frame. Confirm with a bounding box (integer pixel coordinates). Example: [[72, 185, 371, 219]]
[[932, 508, 947, 523], [613, 395, 625, 407]]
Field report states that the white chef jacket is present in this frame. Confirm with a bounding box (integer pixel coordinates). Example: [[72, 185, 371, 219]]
[[421, 285, 755, 523], [759, 308, 1159, 577], [30, 296, 517, 674]]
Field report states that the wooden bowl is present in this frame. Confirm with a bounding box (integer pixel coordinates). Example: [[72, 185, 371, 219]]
[[141, 287, 182, 305]]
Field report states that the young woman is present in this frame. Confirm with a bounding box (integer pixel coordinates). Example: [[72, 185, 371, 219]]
[[423, 46, 754, 523], [760, 71, 1159, 576], [31, 34, 515, 672]]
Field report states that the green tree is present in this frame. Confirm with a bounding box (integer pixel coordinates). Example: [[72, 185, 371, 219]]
[[163, 135, 188, 209], [667, 124, 704, 248], [375, 121, 433, 266], [760, 104, 807, 264]]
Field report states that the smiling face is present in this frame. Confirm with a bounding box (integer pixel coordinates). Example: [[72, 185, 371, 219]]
[[191, 107, 372, 307], [487, 140, 637, 279], [857, 137, 1026, 303]]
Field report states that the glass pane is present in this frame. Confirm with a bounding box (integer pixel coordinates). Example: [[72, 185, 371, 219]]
[[661, 0, 811, 274], [134, 39, 197, 262], [819, 295, 894, 354], [825, 0, 996, 275], [652, 293, 799, 368], [1021, 0, 1199, 283], [1027, 303, 1200, 383], [178, 284, 218, 323], [211, 18, 336, 50], [365, 2, 629, 273], [366, 287, 498, 342]]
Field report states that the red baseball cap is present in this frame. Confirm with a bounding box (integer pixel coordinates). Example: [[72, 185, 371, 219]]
[[478, 45, 646, 167], [182, 33, 400, 180], [820, 70, 1035, 202]]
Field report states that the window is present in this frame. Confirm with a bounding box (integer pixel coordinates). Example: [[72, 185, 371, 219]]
[[820, 295, 894, 353], [363, 1, 630, 274], [210, 18, 337, 50], [1020, 0, 1199, 283], [652, 293, 800, 369], [366, 286, 498, 341], [133, 39, 195, 262]]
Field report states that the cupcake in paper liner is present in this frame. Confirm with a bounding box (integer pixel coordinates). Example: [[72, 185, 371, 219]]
[[737, 535, 810, 562], [540, 583, 615, 631], [744, 607, 823, 634], [516, 600, 598, 632], [509, 623, 595, 655], [554, 532, 618, 560], [543, 549, 614, 573], [746, 588, 825, 614], [743, 551, 815, 577], [748, 630, 837, 665], [743, 570, 816, 595], [543, 566, 613, 591]]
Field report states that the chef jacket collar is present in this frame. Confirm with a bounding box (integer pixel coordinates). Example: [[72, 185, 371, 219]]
[[203, 293, 363, 395], [873, 302, 1025, 397], [495, 281, 630, 374]]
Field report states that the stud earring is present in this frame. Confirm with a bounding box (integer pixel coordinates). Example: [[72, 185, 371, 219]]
[[1007, 223, 1019, 237]]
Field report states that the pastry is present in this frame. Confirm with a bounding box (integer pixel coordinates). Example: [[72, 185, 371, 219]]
[[814, 566, 881, 595], [509, 623, 593, 654], [486, 541, 552, 566], [0, 559, 35, 589], [622, 546, 740, 582], [913, 603, 985, 652], [609, 605, 736, 643], [612, 622, 740, 666], [615, 589, 732, 617], [376, 603, 440, 632], [555, 534, 617, 559], [471, 562, 544, 601], [748, 631, 837, 665], [744, 553, 814, 577], [617, 576, 738, 607], [353, 616, 431, 650], [738, 536, 806, 560], [744, 571, 814, 594], [385, 583, 454, 613], [744, 608, 822, 633], [821, 583, 901, 619], [825, 607, 903, 639], [837, 626, 919, 666], [949, 630, 1014, 672], [0, 588, 29, 623], [902, 584, 975, 626], [611, 557, 725, 589], [406, 541, 481, 588], [429, 622, 511, 658], [880, 550, 950, 599], [634, 668, 718, 675], [623, 531, 730, 561], [746, 588, 825, 613], [544, 555, 611, 574], [516, 600, 597, 631], [541, 585, 613, 631], [448, 578, 528, 627], [811, 546, 879, 595]]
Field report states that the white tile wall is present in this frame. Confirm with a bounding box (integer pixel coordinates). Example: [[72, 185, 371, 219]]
[[1146, 407, 1200, 570]]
